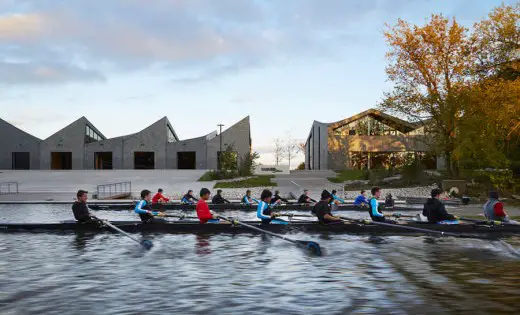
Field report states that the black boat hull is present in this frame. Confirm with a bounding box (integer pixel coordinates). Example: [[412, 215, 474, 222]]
[[0, 220, 517, 236]]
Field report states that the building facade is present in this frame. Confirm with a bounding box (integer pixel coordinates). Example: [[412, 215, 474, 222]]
[[305, 109, 441, 170], [0, 116, 251, 170]]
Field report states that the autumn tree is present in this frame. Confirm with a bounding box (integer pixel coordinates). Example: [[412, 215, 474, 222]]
[[381, 14, 477, 176], [458, 4, 519, 170]]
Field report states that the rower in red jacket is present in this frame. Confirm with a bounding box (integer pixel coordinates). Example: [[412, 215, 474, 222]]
[[196, 188, 220, 224], [152, 188, 170, 204]]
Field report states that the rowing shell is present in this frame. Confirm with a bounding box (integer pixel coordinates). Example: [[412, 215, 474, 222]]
[[88, 203, 425, 212], [0, 220, 517, 236]]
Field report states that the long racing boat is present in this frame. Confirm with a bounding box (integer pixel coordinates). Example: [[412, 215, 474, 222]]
[[0, 220, 517, 237]]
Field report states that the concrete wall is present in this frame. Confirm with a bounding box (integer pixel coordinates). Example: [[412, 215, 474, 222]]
[[207, 116, 251, 170], [39, 118, 88, 170], [167, 136, 207, 169], [0, 119, 41, 169], [305, 121, 328, 170], [85, 117, 170, 169]]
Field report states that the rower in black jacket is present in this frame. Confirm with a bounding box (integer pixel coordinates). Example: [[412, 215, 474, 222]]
[[72, 190, 97, 223], [271, 190, 289, 204], [423, 188, 458, 224], [297, 189, 317, 204], [211, 189, 230, 204]]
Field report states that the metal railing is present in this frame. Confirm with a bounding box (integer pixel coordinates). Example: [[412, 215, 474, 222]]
[[96, 181, 132, 199], [0, 182, 19, 195]]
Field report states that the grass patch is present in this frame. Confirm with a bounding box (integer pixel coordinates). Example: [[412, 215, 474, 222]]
[[327, 170, 367, 183], [197, 170, 241, 181], [214, 175, 277, 188]]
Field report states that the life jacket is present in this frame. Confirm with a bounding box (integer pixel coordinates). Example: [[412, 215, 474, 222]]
[[483, 199, 501, 220], [138, 200, 154, 222], [367, 197, 383, 219]]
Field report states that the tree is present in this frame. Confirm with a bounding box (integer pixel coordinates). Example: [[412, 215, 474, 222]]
[[285, 136, 298, 170], [219, 145, 238, 171], [298, 142, 306, 154], [239, 151, 260, 176], [380, 14, 476, 177], [273, 138, 285, 166]]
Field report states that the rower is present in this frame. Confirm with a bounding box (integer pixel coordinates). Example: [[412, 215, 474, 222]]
[[243, 190, 259, 205], [353, 190, 369, 208], [368, 187, 395, 223], [181, 190, 199, 205], [257, 189, 288, 225], [196, 188, 220, 223], [422, 188, 458, 224], [211, 189, 230, 204], [135, 189, 166, 223], [152, 188, 170, 204], [271, 190, 288, 204], [72, 190, 97, 223], [312, 190, 341, 224], [484, 191, 518, 224], [297, 189, 317, 204], [330, 190, 345, 205]]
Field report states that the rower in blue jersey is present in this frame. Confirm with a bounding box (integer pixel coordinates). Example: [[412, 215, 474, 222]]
[[257, 189, 288, 225], [243, 190, 259, 205], [330, 190, 345, 205], [368, 186, 395, 223], [181, 190, 199, 205], [353, 190, 369, 208], [135, 189, 166, 223]]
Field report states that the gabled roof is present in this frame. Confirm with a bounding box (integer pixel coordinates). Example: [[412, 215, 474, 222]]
[[43, 116, 106, 141], [0, 117, 42, 141], [328, 109, 418, 133]]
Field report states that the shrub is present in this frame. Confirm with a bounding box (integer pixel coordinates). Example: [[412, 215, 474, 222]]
[[296, 162, 305, 170], [238, 151, 260, 177]]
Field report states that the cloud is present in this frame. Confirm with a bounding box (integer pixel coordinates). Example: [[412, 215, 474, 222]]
[[0, 0, 419, 84], [0, 61, 104, 84]]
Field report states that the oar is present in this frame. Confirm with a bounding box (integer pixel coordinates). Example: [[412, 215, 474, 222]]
[[218, 216, 322, 255], [162, 214, 199, 220], [459, 217, 520, 227], [100, 219, 153, 250], [279, 213, 315, 218], [338, 216, 472, 238]]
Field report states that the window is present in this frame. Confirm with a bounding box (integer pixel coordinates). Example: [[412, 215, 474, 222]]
[[167, 125, 177, 143], [85, 125, 103, 144]]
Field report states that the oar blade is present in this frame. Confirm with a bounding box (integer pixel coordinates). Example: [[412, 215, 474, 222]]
[[141, 240, 154, 250], [297, 240, 322, 256]]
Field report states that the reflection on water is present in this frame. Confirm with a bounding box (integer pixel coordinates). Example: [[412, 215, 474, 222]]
[[0, 205, 520, 314]]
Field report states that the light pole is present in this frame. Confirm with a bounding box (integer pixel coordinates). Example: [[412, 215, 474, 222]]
[[217, 124, 224, 170]]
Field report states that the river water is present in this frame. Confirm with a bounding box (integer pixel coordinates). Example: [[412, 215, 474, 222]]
[[1, 205, 519, 315]]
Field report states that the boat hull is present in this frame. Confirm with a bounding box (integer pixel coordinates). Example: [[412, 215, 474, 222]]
[[0, 221, 517, 236]]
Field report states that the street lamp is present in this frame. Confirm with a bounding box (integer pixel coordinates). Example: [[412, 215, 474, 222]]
[[217, 123, 224, 170]]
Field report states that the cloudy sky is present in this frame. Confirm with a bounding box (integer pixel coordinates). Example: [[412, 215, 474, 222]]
[[0, 0, 513, 166]]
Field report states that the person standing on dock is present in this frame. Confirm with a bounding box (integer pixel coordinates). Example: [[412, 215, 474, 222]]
[[243, 190, 259, 205], [72, 190, 97, 223], [422, 188, 458, 224], [257, 189, 287, 224], [297, 189, 317, 204], [152, 188, 170, 204], [211, 189, 230, 204], [196, 188, 220, 223], [135, 190, 166, 223], [312, 190, 342, 224], [181, 190, 199, 205], [368, 187, 395, 223], [483, 191, 517, 224]]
